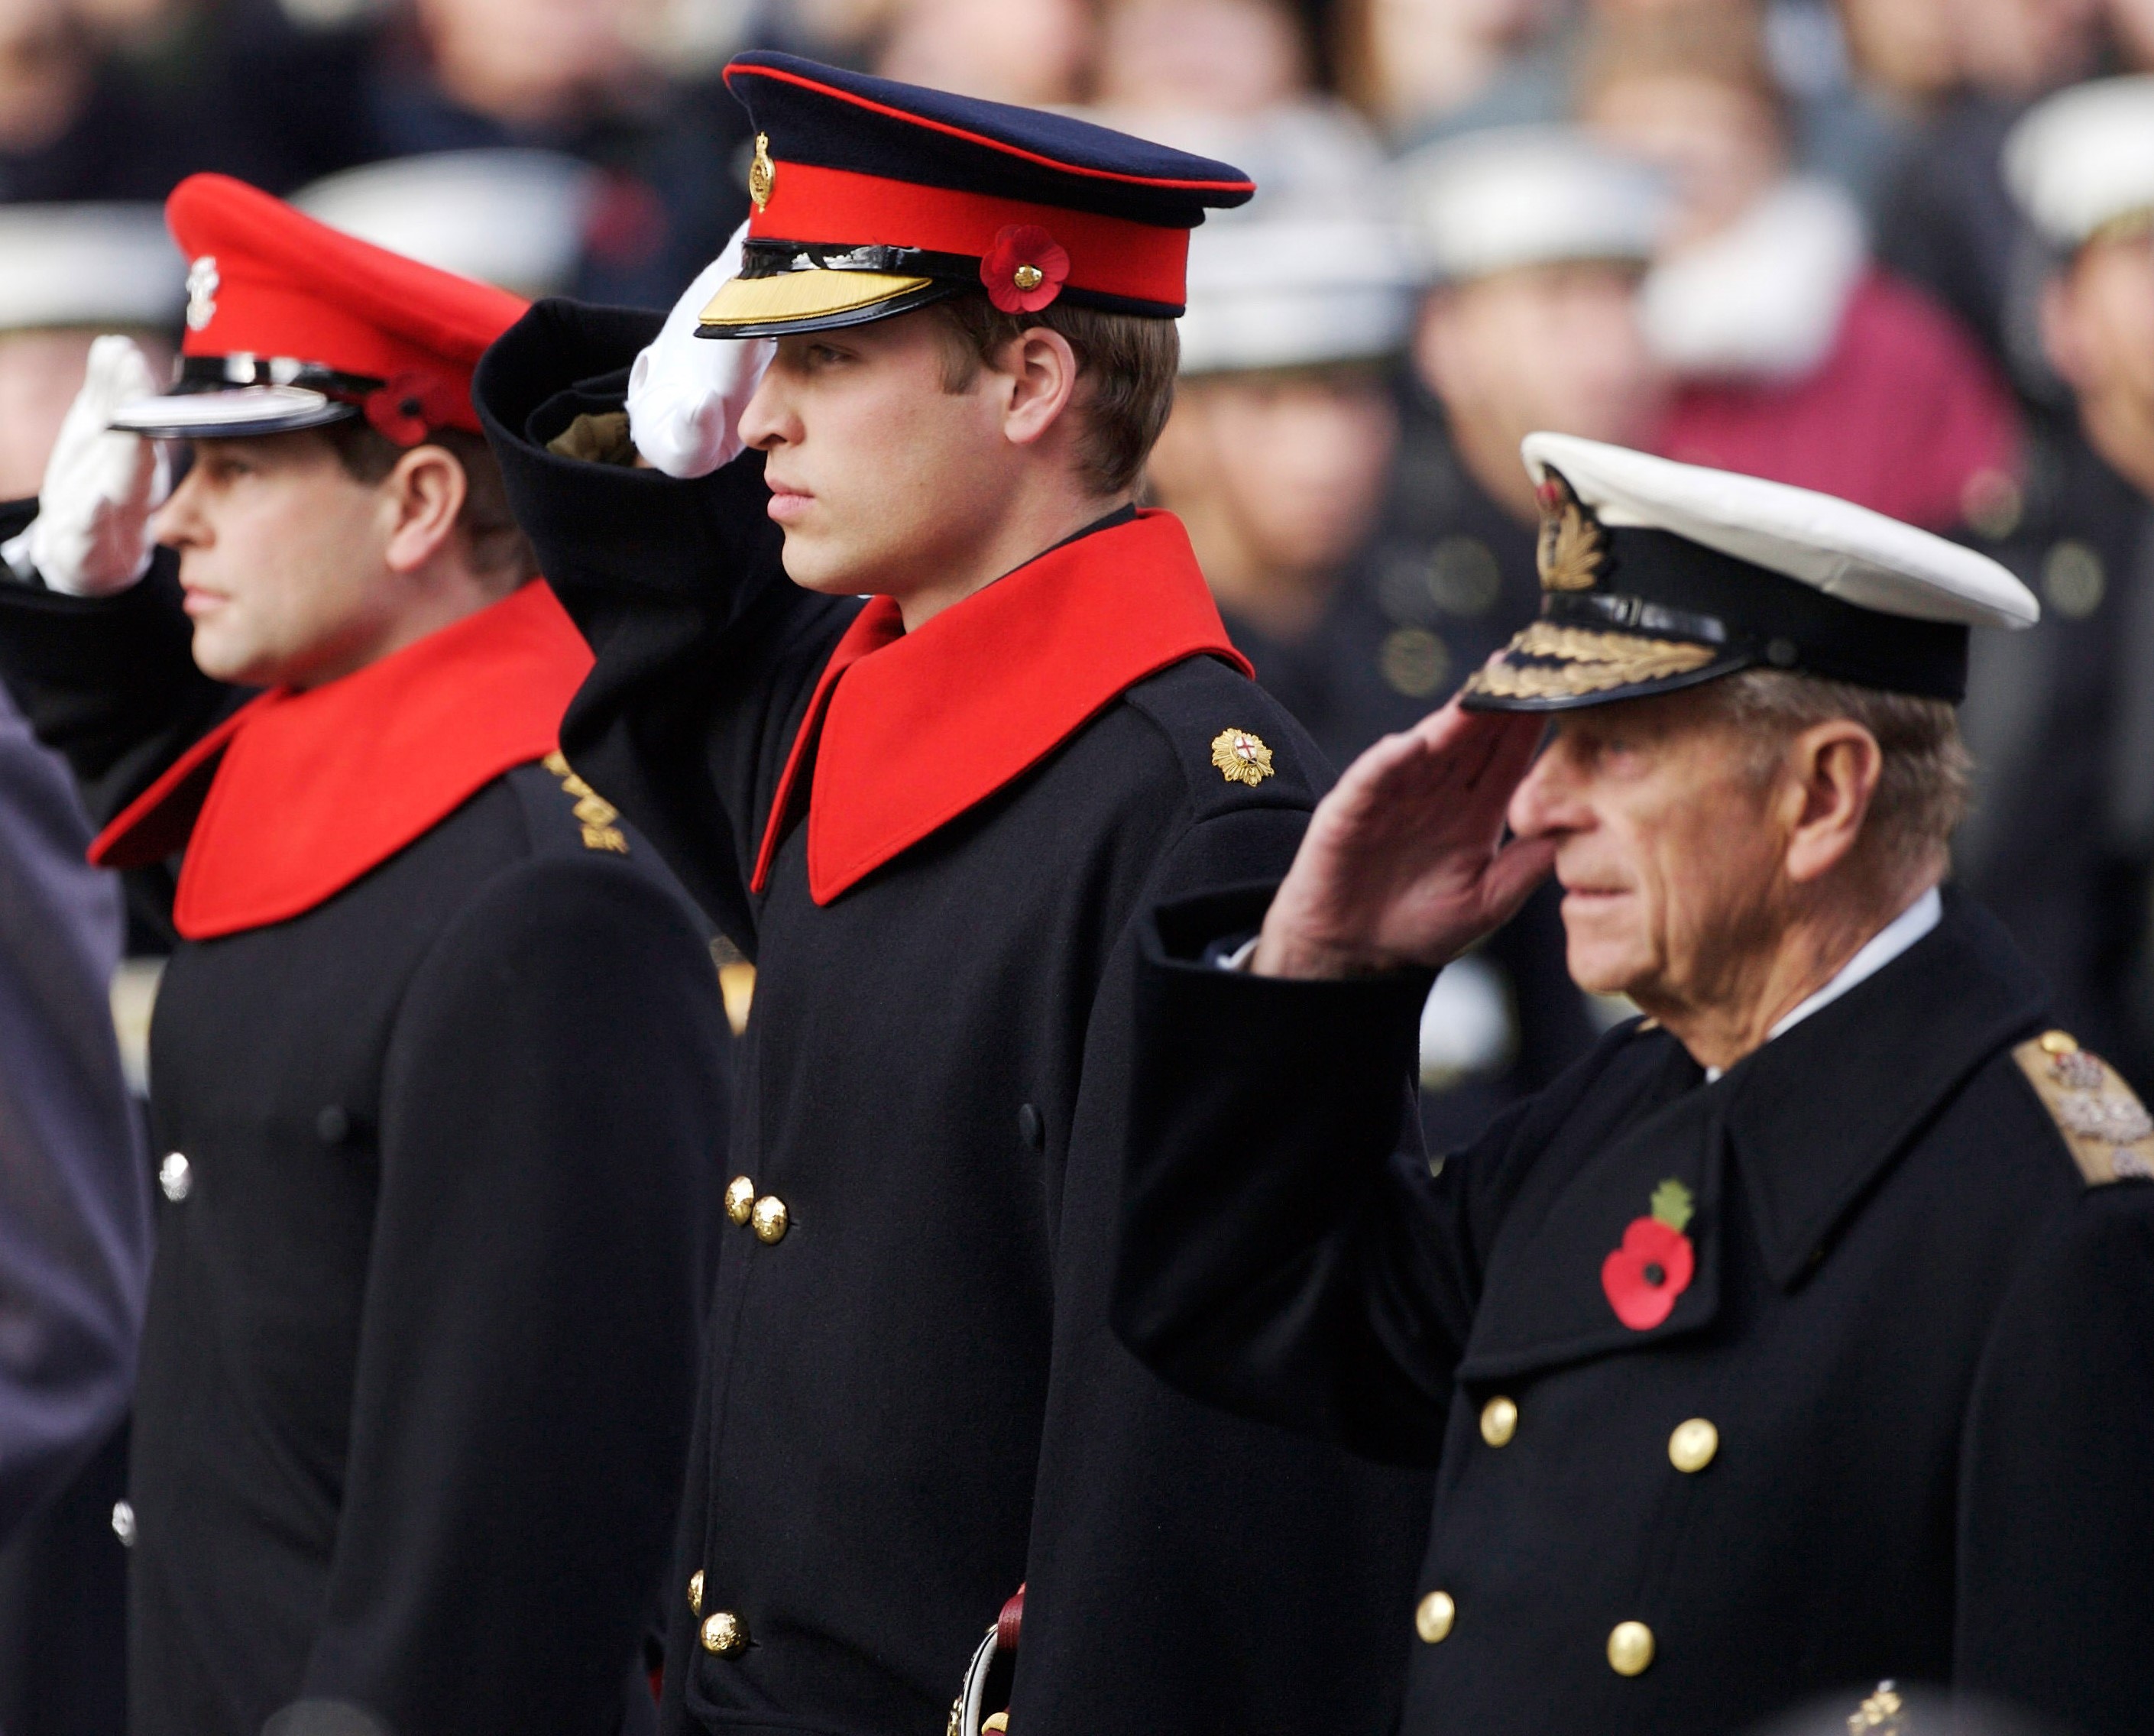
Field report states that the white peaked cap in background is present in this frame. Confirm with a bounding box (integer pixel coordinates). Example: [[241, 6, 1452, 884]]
[[1521, 433, 2038, 629], [293, 150, 602, 296], [1177, 216, 1414, 375], [1397, 127, 1672, 286], [2004, 76, 2154, 249], [0, 205, 184, 332]]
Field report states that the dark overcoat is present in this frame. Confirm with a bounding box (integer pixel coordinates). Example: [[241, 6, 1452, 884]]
[[0, 513, 732, 1736], [1117, 885, 2154, 1736], [475, 300, 1433, 1736]]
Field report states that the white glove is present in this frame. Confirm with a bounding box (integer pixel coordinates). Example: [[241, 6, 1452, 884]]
[[626, 222, 777, 479], [0, 335, 170, 597]]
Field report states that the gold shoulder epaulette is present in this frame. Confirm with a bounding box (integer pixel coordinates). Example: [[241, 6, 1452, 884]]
[[542, 751, 629, 853], [2012, 1029, 2154, 1186]]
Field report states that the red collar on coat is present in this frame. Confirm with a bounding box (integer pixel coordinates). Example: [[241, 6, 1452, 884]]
[[91, 580, 594, 940], [751, 509, 1252, 906]]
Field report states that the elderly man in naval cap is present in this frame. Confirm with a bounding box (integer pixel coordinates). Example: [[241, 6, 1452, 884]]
[[1115, 435, 2154, 1736]]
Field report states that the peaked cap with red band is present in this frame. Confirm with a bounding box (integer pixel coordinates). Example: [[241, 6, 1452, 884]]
[[109, 173, 529, 443], [698, 51, 1255, 338]]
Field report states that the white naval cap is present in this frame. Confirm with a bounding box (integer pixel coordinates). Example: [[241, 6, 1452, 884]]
[[2004, 76, 2154, 250], [0, 205, 184, 333], [1177, 215, 1414, 376], [1396, 126, 1671, 286], [292, 149, 601, 296], [1462, 434, 2036, 713]]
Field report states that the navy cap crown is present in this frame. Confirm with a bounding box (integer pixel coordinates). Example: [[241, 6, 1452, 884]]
[[724, 52, 1255, 229]]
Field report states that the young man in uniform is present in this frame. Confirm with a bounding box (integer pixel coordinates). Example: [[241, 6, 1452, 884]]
[[0, 175, 730, 1736], [1116, 436, 2154, 1734], [477, 52, 1430, 1736]]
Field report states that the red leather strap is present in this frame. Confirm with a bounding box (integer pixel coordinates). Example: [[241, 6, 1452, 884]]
[[996, 1585, 1025, 1655]]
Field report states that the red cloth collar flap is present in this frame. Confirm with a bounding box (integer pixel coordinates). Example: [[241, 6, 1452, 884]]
[[751, 510, 1251, 905], [92, 581, 594, 940]]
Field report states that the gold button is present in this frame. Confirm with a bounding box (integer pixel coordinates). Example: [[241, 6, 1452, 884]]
[[1668, 1417, 1718, 1473], [700, 1610, 748, 1656], [724, 1176, 755, 1226], [1607, 1621, 1654, 1676], [1012, 264, 1045, 291], [751, 1195, 789, 1244], [1479, 1395, 1518, 1448], [2040, 1029, 2079, 1054], [688, 1569, 704, 1615], [1414, 1589, 1455, 1644]]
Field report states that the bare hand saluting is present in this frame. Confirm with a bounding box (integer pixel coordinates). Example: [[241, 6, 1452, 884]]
[[1252, 698, 1556, 980]]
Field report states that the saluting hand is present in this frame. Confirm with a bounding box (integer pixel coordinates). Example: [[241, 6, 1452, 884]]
[[1252, 698, 1556, 980]]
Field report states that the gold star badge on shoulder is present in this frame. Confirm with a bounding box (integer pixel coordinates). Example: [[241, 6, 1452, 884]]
[[1210, 728, 1275, 787]]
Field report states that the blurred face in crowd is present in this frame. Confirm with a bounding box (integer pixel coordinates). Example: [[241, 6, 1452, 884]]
[[1096, 0, 1310, 113], [1953, 0, 2101, 99], [0, 329, 171, 499], [1343, 0, 1556, 130], [737, 310, 1096, 620], [0, 0, 86, 154], [1834, 0, 1959, 99], [416, 0, 646, 126], [1583, 73, 1783, 248], [2044, 223, 2154, 499], [1414, 263, 1665, 520], [877, 0, 1094, 105], [2110, 0, 2154, 68], [1506, 687, 1887, 1036], [153, 432, 480, 688], [1148, 364, 1398, 638]]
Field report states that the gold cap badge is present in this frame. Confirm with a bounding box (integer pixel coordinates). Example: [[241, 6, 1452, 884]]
[[1535, 469, 1607, 592], [749, 134, 775, 212], [1211, 728, 1275, 787]]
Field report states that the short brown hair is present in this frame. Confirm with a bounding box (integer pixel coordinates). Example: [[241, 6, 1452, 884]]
[[1696, 668, 1971, 879], [319, 419, 538, 591], [927, 293, 1180, 496]]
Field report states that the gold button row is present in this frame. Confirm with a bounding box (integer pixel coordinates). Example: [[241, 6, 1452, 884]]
[[724, 1176, 789, 1244], [1416, 1589, 1654, 1677], [1479, 1396, 1718, 1474]]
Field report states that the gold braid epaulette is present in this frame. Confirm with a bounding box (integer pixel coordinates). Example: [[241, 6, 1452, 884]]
[[542, 751, 630, 853], [2012, 1029, 2154, 1186]]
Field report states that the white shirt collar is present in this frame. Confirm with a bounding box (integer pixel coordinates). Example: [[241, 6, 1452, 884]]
[[1702, 885, 1942, 1083]]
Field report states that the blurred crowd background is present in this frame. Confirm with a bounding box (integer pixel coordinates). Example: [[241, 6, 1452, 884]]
[[2, 0, 2154, 1722]]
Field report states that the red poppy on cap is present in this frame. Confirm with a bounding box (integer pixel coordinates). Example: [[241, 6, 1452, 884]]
[[980, 225, 1071, 314], [109, 173, 529, 443]]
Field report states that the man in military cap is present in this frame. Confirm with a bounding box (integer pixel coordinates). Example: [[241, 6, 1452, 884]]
[[476, 50, 1429, 1736], [1116, 435, 2154, 1736], [0, 174, 730, 1736]]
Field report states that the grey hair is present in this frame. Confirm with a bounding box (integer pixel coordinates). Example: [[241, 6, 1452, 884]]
[[1691, 668, 1972, 880]]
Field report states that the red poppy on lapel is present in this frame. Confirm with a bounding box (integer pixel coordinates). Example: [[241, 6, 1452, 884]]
[[1602, 1179, 1696, 1330]]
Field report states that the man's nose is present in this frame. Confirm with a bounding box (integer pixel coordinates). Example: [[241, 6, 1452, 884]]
[[1508, 742, 1575, 840], [151, 460, 205, 548], [737, 368, 790, 452]]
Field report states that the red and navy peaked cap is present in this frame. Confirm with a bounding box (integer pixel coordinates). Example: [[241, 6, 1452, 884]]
[[697, 52, 1256, 338], [109, 173, 530, 444]]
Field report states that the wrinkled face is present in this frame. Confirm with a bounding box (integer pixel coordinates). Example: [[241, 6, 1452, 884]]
[[1417, 262, 1665, 462], [1507, 688, 1787, 1006], [737, 310, 1025, 598], [1163, 368, 1398, 576], [153, 432, 400, 688]]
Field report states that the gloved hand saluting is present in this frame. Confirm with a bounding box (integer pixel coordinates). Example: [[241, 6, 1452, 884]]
[[626, 222, 777, 478], [0, 335, 170, 597]]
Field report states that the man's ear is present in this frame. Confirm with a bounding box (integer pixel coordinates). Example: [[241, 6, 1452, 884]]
[[380, 443, 468, 576], [999, 325, 1082, 448], [1782, 718, 1883, 885]]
